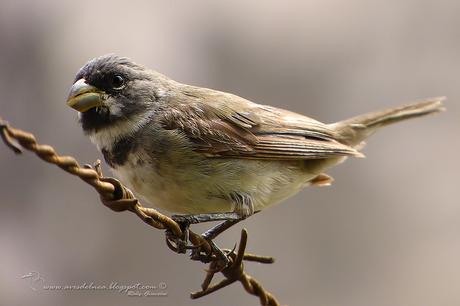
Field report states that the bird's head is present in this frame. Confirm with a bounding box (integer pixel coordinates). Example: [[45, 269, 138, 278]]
[[67, 54, 166, 134]]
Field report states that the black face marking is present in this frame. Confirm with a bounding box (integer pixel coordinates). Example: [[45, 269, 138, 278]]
[[74, 55, 153, 133], [79, 95, 147, 133], [101, 136, 138, 168], [81, 107, 115, 132]]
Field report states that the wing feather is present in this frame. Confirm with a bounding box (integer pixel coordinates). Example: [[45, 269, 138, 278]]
[[159, 86, 362, 160]]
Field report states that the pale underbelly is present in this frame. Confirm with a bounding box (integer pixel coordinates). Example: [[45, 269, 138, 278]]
[[111, 153, 340, 214]]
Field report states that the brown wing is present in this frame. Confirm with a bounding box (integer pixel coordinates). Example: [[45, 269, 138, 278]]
[[159, 86, 362, 160]]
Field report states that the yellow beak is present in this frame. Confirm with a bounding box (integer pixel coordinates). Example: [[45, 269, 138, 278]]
[[66, 79, 104, 112]]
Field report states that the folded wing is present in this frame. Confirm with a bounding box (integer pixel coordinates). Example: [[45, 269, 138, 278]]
[[159, 86, 362, 160]]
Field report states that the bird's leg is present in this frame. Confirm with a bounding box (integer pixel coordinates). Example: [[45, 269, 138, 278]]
[[200, 192, 255, 240], [169, 213, 240, 255], [171, 212, 241, 225], [201, 219, 242, 240], [173, 193, 256, 267], [172, 192, 254, 226], [198, 212, 254, 269]]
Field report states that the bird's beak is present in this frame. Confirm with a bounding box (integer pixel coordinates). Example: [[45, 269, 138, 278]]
[[67, 79, 105, 112]]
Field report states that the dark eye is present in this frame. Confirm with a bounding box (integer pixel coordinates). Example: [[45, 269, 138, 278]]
[[111, 75, 125, 89]]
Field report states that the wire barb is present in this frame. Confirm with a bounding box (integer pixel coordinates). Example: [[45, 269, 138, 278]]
[[0, 117, 280, 306], [191, 229, 280, 306]]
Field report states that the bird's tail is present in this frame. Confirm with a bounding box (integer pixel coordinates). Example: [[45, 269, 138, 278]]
[[330, 97, 446, 147]]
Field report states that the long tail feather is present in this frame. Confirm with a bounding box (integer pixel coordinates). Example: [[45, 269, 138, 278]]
[[330, 97, 446, 147]]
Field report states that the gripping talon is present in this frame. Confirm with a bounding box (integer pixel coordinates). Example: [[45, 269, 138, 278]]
[[165, 226, 191, 254]]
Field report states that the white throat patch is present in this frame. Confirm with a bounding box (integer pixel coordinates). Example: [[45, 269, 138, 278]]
[[86, 110, 155, 150]]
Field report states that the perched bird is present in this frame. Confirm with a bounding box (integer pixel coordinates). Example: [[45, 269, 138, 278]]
[[67, 54, 444, 233]]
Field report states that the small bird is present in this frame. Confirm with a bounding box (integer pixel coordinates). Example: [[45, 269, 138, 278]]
[[67, 54, 444, 235]]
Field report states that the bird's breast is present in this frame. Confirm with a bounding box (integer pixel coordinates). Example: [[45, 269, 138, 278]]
[[109, 148, 235, 214], [108, 148, 323, 214], [99, 127, 333, 215]]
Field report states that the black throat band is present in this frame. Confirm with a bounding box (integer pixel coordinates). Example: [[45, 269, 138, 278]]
[[101, 136, 138, 168]]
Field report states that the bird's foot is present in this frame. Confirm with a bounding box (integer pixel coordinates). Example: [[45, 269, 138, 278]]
[[167, 215, 230, 268], [166, 216, 197, 254], [170, 211, 258, 268], [168, 212, 241, 255], [189, 235, 231, 270]]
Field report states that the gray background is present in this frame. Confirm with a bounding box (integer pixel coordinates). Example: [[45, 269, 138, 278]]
[[1, 1, 459, 306]]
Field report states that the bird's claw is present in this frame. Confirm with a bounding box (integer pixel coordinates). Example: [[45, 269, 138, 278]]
[[170, 215, 231, 269], [200, 236, 231, 270], [166, 216, 198, 254], [165, 228, 195, 254]]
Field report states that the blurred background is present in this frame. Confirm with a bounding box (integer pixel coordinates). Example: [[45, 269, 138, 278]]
[[1, 0, 459, 305]]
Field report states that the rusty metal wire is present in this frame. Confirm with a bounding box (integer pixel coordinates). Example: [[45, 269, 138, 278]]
[[0, 117, 281, 306]]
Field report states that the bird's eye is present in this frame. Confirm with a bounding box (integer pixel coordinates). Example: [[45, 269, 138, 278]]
[[111, 75, 125, 89]]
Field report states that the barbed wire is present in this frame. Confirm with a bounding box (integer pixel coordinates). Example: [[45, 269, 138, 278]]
[[0, 117, 281, 306]]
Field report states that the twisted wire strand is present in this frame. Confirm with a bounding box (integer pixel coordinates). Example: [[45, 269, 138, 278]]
[[0, 119, 181, 236], [191, 229, 280, 306], [0, 117, 281, 306]]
